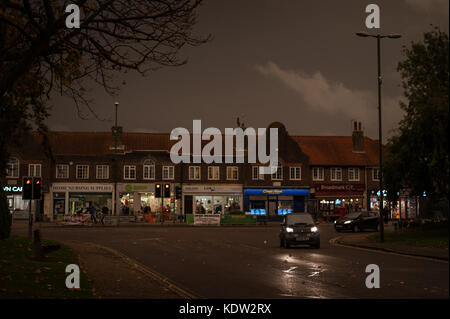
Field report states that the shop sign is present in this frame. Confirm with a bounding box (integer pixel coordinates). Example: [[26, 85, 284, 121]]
[[123, 184, 151, 192], [3, 186, 23, 193], [244, 188, 309, 196], [193, 214, 221, 225], [315, 184, 365, 193], [183, 185, 242, 194], [52, 184, 113, 192]]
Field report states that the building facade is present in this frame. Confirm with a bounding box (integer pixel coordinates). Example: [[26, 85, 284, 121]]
[[2, 122, 386, 221]]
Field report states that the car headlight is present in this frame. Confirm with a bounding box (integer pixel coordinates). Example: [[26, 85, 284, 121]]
[[286, 227, 294, 233], [344, 220, 352, 224], [311, 226, 318, 232], [334, 220, 337, 224]]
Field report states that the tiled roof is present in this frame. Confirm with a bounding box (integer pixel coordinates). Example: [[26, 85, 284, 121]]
[[29, 131, 382, 166], [291, 135, 382, 166], [32, 131, 171, 156]]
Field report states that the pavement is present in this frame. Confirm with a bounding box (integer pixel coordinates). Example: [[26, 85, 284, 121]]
[[64, 241, 193, 299], [331, 231, 449, 261]]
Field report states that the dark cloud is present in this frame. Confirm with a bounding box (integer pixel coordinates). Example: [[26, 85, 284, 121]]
[[47, 0, 449, 142]]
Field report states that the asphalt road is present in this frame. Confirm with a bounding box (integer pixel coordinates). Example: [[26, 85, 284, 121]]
[[11, 221, 449, 299]]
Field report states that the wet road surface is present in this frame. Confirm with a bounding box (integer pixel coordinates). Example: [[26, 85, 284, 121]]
[[11, 221, 449, 298]]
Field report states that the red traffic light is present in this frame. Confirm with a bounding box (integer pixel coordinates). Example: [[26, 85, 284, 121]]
[[35, 180, 40, 184]]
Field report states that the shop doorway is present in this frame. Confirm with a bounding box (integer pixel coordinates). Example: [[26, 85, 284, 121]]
[[268, 200, 277, 216]]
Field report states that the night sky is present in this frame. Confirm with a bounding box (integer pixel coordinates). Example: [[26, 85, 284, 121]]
[[48, 0, 449, 142]]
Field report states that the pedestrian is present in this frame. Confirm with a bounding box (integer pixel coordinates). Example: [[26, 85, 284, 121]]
[[89, 203, 97, 224]]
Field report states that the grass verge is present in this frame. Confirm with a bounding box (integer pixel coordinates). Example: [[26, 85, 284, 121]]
[[368, 229, 449, 249], [0, 236, 93, 298]]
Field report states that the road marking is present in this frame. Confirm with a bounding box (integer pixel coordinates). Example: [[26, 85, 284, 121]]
[[283, 266, 298, 273], [65, 240, 202, 299], [329, 236, 449, 264]]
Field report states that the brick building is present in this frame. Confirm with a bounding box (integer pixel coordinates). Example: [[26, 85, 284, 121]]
[[2, 122, 383, 221]]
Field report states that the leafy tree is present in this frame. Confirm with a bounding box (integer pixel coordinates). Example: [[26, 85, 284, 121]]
[[384, 27, 449, 204], [0, 0, 209, 237]]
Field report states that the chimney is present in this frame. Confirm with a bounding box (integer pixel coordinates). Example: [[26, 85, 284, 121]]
[[352, 121, 364, 153]]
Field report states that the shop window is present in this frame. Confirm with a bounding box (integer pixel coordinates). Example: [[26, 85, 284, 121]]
[[56, 164, 69, 179], [271, 163, 283, 180], [96, 165, 109, 179], [226, 166, 239, 180], [331, 167, 342, 181], [372, 167, 380, 181], [312, 167, 324, 181], [124, 165, 136, 180], [143, 160, 155, 180], [208, 166, 220, 180], [28, 164, 41, 177], [289, 167, 301, 180], [189, 166, 201, 180], [348, 167, 360, 181], [163, 166, 174, 180], [6, 157, 19, 178], [76, 165, 89, 179], [252, 166, 264, 180]]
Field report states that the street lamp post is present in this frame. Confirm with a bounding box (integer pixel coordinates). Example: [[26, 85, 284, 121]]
[[356, 32, 401, 243]]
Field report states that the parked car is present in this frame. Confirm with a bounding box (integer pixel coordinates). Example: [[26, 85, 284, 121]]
[[280, 213, 320, 249], [334, 211, 379, 232]]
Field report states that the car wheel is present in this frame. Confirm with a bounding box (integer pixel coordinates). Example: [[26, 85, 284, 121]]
[[353, 224, 360, 233], [312, 241, 320, 249], [335, 228, 341, 232], [280, 239, 284, 248], [285, 240, 291, 248], [375, 224, 379, 232]]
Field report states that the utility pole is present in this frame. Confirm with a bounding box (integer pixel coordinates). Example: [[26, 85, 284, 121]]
[[356, 31, 401, 243], [113, 101, 119, 225]]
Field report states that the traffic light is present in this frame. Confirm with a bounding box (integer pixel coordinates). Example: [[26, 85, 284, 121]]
[[32, 177, 42, 199], [164, 184, 171, 198], [155, 183, 161, 198], [22, 177, 33, 200], [175, 186, 182, 199]]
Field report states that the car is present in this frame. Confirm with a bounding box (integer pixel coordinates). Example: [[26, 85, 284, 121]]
[[334, 211, 379, 232], [279, 213, 320, 249]]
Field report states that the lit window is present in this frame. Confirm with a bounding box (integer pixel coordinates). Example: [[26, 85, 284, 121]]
[[124, 165, 136, 180], [96, 165, 109, 179], [372, 167, 380, 181], [226, 167, 239, 180], [56, 164, 69, 179], [189, 166, 201, 180], [271, 163, 283, 180], [143, 159, 155, 180], [312, 167, 324, 181], [28, 164, 41, 177], [289, 167, 301, 180], [6, 158, 19, 178], [348, 167, 360, 181], [76, 165, 89, 179], [208, 166, 220, 180], [331, 168, 342, 181], [163, 166, 174, 180]]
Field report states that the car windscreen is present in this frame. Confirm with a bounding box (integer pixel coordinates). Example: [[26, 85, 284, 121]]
[[286, 214, 314, 226], [344, 212, 361, 220]]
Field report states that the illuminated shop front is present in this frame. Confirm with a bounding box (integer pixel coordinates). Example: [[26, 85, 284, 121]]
[[182, 185, 242, 215], [51, 183, 113, 219], [243, 188, 310, 220], [3, 185, 31, 219], [314, 184, 365, 219], [117, 183, 177, 217]]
